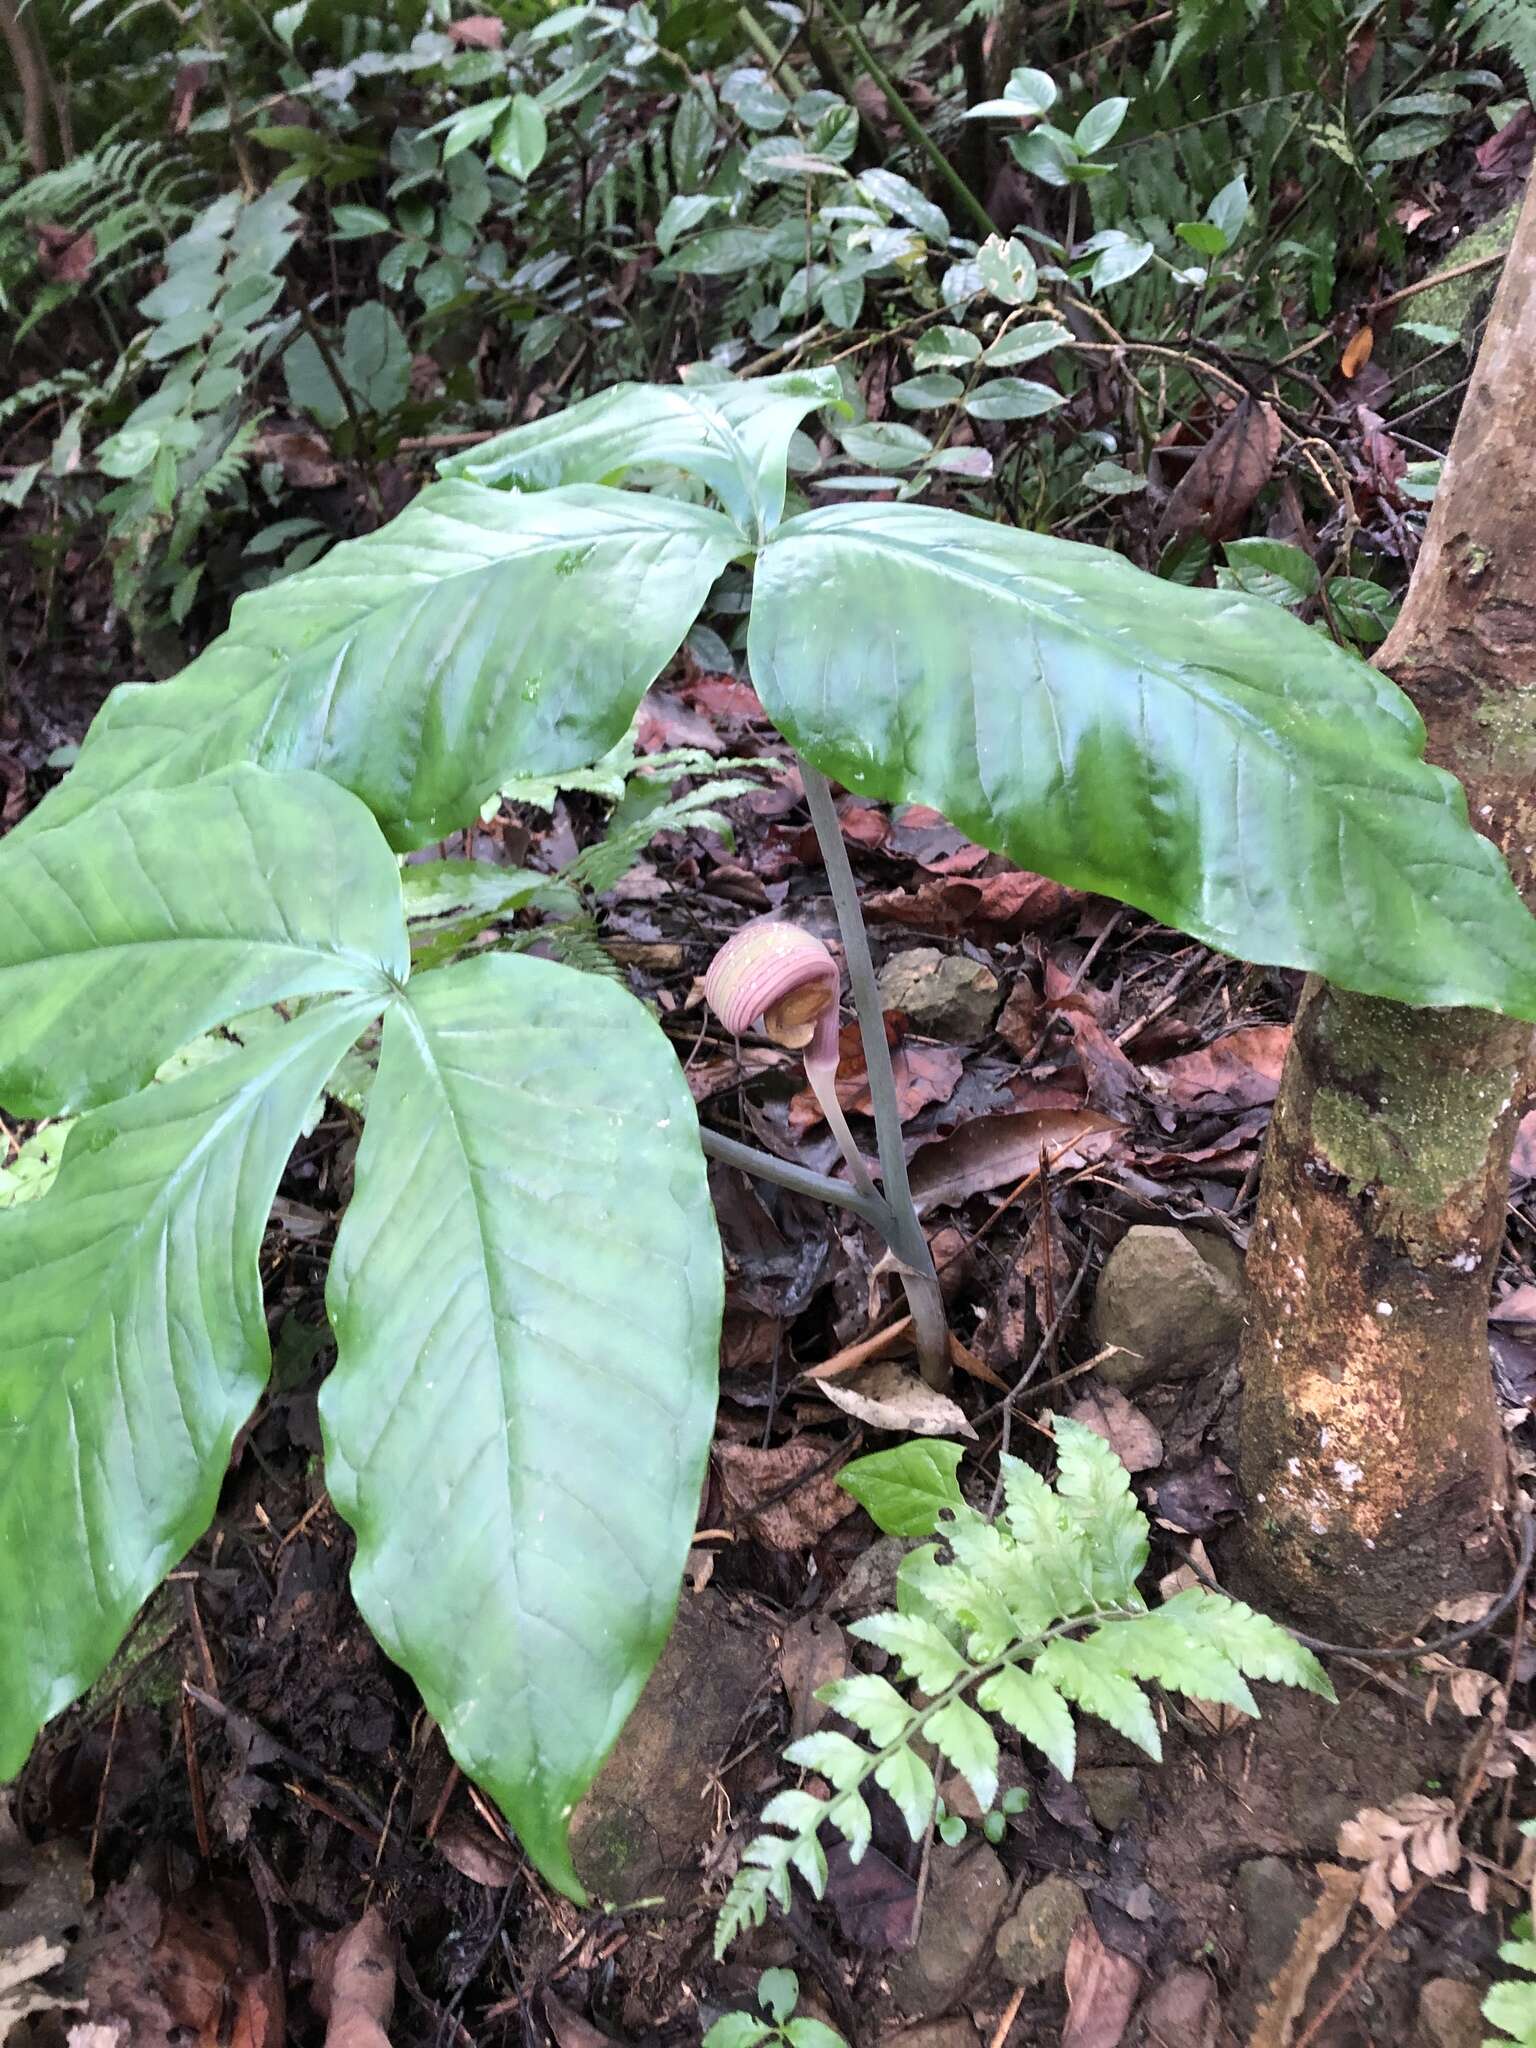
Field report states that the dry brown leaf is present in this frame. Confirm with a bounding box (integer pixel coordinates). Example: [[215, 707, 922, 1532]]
[[865, 870, 1076, 937], [779, 1613, 848, 1740], [254, 430, 342, 489], [435, 1819, 518, 1888], [1061, 1917, 1142, 2048], [1246, 1864, 1359, 2048], [819, 1361, 977, 1439], [1336, 1794, 1461, 1927], [1157, 398, 1283, 543], [1153, 1025, 1290, 1111], [1063, 1387, 1162, 1473], [1340, 326, 1375, 378], [909, 1108, 1122, 1209], [715, 1439, 858, 1550], [1139, 1966, 1219, 2048], [544, 1991, 619, 2048], [35, 224, 96, 284], [448, 13, 505, 44], [0, 1934, 73, 2029], [315, 1910, 395, 2048]]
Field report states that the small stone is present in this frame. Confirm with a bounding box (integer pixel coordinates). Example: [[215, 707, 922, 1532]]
[[1090, 1226, 1245, 1389], [878, 948, 1001, 1043], [1078, 1767, 1145, 1834], [1236, 1857, 1313, 1988], [890, 1844, 1009, 2012], [1414, 1978, 1486, 2048], [994, 1875, 1087, 1988]]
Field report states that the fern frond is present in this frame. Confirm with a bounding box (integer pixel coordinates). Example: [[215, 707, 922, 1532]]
[[1463, 0, 1536, 102], [715, 1418, 1334, 1957]]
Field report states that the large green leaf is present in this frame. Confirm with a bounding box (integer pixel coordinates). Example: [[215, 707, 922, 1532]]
[[0, 766, 404, 1118], [14, 484, 740, 852], [749, 502, 1536, 1018], [437, 370, 842, 537], [0, 997, 379, 1776], [321, 953, 722, 1897]]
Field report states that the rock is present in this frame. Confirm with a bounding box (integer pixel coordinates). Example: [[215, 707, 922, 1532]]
[[1090, 1226, 1245, 1389], [1078, 1767, 1145, 1834], [890, 1843, 1009, 2012], [994, 1875, 1087, 1988], [878, 949, 1000, 1043], [570, 1592, 771, 1904], [1236, 1856, 1313, 1988], [1414, 1978, 1486, 2048]]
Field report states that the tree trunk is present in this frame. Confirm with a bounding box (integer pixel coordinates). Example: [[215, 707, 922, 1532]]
[[1236, 168, 1536, 1635]]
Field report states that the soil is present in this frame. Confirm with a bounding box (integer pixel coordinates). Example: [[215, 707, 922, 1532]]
[[3, 619, 1533, 2048]]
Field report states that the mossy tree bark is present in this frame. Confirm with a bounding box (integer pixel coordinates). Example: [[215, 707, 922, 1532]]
[[1237, 168, 1536, 1635]]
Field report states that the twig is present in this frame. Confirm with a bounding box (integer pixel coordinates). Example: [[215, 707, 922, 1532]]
[[987, 1984, 1028, 2048], [88, 1698, 124, 1878], [1373, 248, 1507, 314]]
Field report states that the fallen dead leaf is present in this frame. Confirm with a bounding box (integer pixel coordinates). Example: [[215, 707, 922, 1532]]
[[1, 1935, 74, 2030], [1336, 1794, 1462, 1927], [435, 1819, 518, 1888], [254, 430, 341, 489], [823, 1839, 917, 1950], [1492, 1282, 1536, 1323], [1061, 1917, 1142, 2048], [867, 870, 1077, 937], [790, 1021, 962, 1132], [909, 1108, 1122, 1209], [1340, 325, 1374, 378], [315, 1910, 394, 2048], [1157, 397, 1283, 544], [1047, 996, 1146, 1122], [1511, 1109, 1536, 1178], [1154, 1024, 1290, 1112], [1139, 1965, 1218, 2048], [448, 13, 504, 43], [35, 224, 96, 284], [995, 977, 1041, 1055], [1149, 1457, 1243, 1534], [779, 1613, 848, 1740], [544, 1990, 618, 2048], [1246, 1864, 1359, 2048], [715, 1438, 858, 1549], [1063, 1387, 1161, 1472], [819, 1360, 977, 1439]]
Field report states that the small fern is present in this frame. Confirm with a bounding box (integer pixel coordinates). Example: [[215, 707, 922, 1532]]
[[715, 1419, 1334, 1957], [1486, 1906, 1536, 2045], [1464, 0, 1536, 104]]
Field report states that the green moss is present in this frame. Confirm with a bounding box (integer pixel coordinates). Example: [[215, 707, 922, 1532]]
[[1396, 205, 1520, 352], [79, 1582, 183, 1718], [1309, 992, 1519, 1223]]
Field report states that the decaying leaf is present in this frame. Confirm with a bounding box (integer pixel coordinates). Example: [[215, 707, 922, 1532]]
[[909, 1108, 1122, 1209], [435, 1819, 518, 1888], [779, 1613, 848, 1740], [1061, 1916, 1142, 2048], [819, 1360, 977, 1439], [1063, 1387, 1162, 1473], [1340, 326, 1374, 378], [716, 1439, 859, 1550], [315, 1910, 395, 2048], [1157, 398, 1283, 543], [1153, 1024, 1290, 1112], [1246, 1864, 1360, 2048], [1336, 1794, 1462, 1928]]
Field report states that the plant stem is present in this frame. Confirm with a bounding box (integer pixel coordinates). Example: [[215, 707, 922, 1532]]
[[815, 0, 996, 245], [799, 759, 951, 1389], [698, 1126, 893, 1234]]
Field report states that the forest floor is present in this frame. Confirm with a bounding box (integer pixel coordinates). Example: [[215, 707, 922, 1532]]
[[3, 606, 1536, 2048]]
